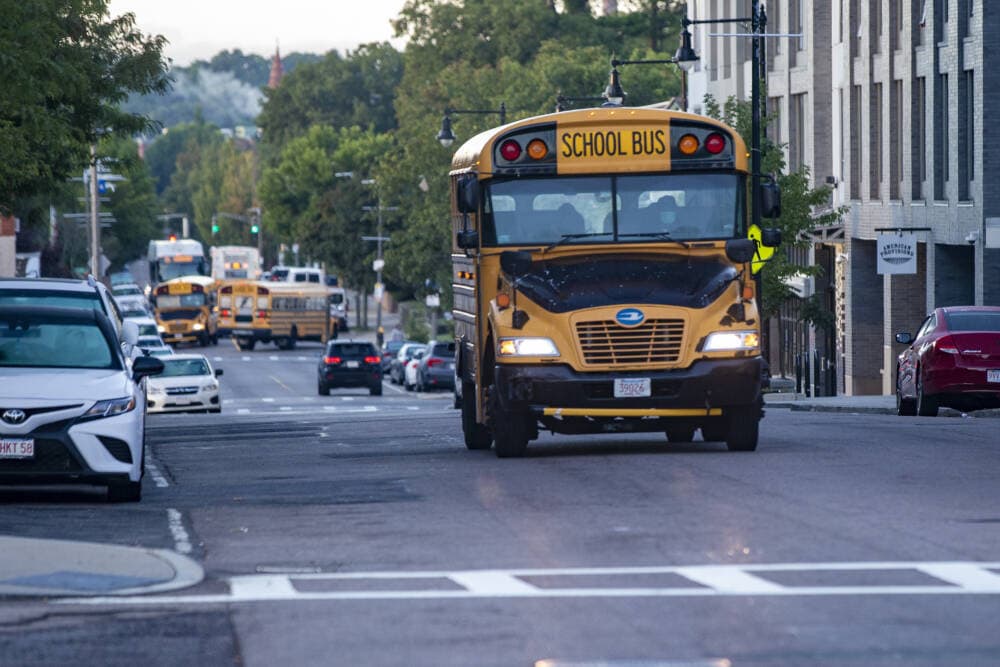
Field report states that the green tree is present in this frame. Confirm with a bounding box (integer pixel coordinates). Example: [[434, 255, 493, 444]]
[[703, 94, 845, 320], [100, 136, 160, 270], [0, 0, 169, 214]]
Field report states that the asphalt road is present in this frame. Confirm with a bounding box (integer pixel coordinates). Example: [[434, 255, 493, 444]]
[[1, 339, 999, 666]]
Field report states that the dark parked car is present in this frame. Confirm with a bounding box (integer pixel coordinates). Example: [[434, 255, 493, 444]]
[[415, 340, 457, 392], [895, 306, 1000, 416], [318, 340, 383, 396], [389, 342, 425, 385]]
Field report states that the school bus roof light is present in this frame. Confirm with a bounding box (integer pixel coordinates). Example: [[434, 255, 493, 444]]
[[526, 139, 548, 160], [678, 134, 699, 155], [499, 139, 522, 161], [705, 133, 726, 154]]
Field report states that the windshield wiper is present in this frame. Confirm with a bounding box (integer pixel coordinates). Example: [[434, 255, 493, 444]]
[[543, 232, 613, 253], [617, 232, 690, 248]]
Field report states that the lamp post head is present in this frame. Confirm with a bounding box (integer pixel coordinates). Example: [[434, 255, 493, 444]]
[[675, 23, 699, 72], [602, 65, 626, 106], [436, 114, 455, 147]]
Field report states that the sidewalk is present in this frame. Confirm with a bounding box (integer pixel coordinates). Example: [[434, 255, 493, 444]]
[[0, 536, 203, 597], [764, 391, 1000, 418]]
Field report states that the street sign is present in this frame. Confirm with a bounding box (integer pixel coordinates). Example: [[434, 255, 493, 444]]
[[425, 293, 440, 308], [372, 259, 385, 272], [748, 224, 775, 274], [373, 283, 385, 301]]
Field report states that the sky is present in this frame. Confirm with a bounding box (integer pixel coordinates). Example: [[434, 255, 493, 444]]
[[108, 0, 409, 66]]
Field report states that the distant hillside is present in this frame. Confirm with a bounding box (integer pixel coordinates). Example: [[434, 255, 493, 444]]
[[123, 49, 323, 132]]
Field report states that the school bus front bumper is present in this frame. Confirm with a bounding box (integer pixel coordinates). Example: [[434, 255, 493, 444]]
[[494, 357, 764, 418]]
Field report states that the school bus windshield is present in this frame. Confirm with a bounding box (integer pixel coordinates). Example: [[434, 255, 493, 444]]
[[482, 173, 744, 246], [156, 293, 207, 309]]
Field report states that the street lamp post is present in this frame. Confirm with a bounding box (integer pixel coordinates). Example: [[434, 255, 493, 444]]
[[436, 103, 508, 147], [605, 57, 690, 110], [362, 185, 396, 336]]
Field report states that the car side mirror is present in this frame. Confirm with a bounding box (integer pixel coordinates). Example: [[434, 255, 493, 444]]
[[132, 355, 164, 381], [215, 368, 224, 377], [725, 239, 757, 264], [500, 250, 533, 278], [760, 179, 782, 219], [456, 230, 479, 249], [457, 176, 480, 214], [122, 321, 139, 347], [895, 332, 913, 345]]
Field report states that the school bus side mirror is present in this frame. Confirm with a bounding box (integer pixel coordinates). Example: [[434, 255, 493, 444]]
[[761, 228, 782, 247], [500, 250, 533, 278], [760, 180, 781, 219], [457, 177, 480, 214], [456, 230, 479, 249], [725, 239, 757, 264]]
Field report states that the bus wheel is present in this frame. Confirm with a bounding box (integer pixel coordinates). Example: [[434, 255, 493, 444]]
[[211, 333, 219, 345], [461, 381, 492, 450], [489, 386, 529, 458], [279, 328, 298, 351], [664, 426, 695, 443], [700, 424, 727, 442], [724, 405, 760, 452], [237, 337, 255, 352], [199, 333, 208, 347]]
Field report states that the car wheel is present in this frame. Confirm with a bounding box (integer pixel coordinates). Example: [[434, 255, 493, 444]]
[[453, 391, 461, 410], [370, 383, 383, 396], [318, 380, 330, 396], [664, 426, 696, 443], [916, 372, 938, 417], [108, 481, 141, 503], [462, 381, 492, 450], [404, 379, 413, 391], [724, 404, 760, 452]]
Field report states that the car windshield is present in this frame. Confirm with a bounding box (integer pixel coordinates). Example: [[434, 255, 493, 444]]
[[159, 358, 210, 377], [114, 286, 142, 296], [157, 309, 202, 321], [0, 290, 102, 311], [431, 342, 456, 357], [138, 336, 165, 347], [122, 308, 148, 318], [156, 294, 207, 308], [0, 318, 118, 369], [483, 173, 743, 246], [945, 311, 1000, 332], [137, 324, 159, 336]]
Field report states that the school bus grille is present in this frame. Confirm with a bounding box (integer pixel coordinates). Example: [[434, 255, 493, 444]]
[[168, 323, 187, 333], [575, 319, 684, 365]]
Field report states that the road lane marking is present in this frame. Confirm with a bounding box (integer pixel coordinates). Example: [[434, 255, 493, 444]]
[[54, 561, 1000, 606], [261, 398, 275, 403], [280, 407, 292, 411], [166, 508, 192, 555], [144, 459, 169, 488], [270, 375, 292, 392], [237, 408, 250, 414], [269, 355, 279, 361]]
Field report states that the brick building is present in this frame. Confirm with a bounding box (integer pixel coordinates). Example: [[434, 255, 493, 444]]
[[685, 0, 1000, 396]]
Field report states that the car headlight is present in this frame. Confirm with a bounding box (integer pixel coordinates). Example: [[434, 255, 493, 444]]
[[81, 396, 136, 420], [702, 330, 760, 352], [203, 381, 219, 391], [498, 337, 560, 357], [193, 323, 205, 331], [157, 325, 166, 333]]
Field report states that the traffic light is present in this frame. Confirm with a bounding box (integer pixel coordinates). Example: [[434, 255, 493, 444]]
[[250, 223, 259, 234], [168, 233, 177, 242], [211, 222, 220, 235]]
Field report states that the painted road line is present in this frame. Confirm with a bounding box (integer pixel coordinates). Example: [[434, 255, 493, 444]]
[[166, 508, 192, 555], [144, 459, 169, 488], [270, 375, 292, 391], [382, 380, 405, 395], [54, 561, 1000, 606], [213, 356, 223, 361], [237, 408, 251, 415], [269, 355, 279, 361], [261, 398, 275, 403], [280, 407, 293, 411], [241, 356, 251, 361]]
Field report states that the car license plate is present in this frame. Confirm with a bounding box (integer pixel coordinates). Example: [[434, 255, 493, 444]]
[[988, 369, 1000, 383], [449, 362, 455, 369], [346, 360, 359, 368], [173, 333, 183, 339], [0, 438, 34, 459], [614, 378, 651, 398], [233, 330, 252, 336]]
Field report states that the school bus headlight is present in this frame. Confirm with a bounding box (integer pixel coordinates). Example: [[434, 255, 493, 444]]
[[156, 324, 166, 333], [702, 331, 759, 351], [192, 323, 205, 331], [498, 337, 560, 357]]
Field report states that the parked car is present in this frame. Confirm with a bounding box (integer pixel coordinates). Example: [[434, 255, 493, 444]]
[[389, 342, 425, 385], [0, 305, 163, 502], [318, 340, 383, 396], [112, 283, 144, 299], [0, 277, 126, 342], [136, 335, 172, 356], [895, 306, 1000, 416], [415, 340, 457, 392], [146, 354, 223, 414], [403, 346, 427, 391], [381, 339, 417, 373]]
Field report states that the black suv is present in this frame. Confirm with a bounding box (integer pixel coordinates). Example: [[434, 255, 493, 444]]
[[318, 340, 383, 396]]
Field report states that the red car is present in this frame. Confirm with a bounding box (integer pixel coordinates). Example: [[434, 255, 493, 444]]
[[895, 306, 1000, 416]]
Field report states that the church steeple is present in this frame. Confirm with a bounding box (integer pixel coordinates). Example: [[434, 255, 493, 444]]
[[268, 44, 284, 89]]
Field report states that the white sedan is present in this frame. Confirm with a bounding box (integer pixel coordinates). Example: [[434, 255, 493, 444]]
[[403, 346, 427, 391], [146, 354, 223, 414]]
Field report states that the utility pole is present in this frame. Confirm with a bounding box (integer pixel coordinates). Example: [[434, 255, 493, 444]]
[[89, 144, 100, 279], [362, 180, 396, 335]]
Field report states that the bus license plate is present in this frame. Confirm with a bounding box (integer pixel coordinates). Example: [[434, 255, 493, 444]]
[[0, 438, 34, 459], [614, 378, 651, 398], [988, 370, 1000, 383]]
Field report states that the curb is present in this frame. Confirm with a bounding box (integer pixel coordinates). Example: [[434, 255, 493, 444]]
[[768, 403, 1000, 418]]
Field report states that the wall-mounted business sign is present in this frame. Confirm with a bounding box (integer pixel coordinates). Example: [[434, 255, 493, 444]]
[[877, 232, 917, 275]]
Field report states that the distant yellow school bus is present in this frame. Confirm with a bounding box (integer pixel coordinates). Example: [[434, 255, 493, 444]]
[[152, 276, 219, 346], [450, 107, 782, 457], [218, 280, 335, 351]]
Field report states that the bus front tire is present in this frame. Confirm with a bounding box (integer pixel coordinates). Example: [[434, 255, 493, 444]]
[[488, 386, 529, 458], [236, 337, 255, 351], [461, 381, 492, 450], [665, 426, 695, 443], [724, 405, 760, 452]]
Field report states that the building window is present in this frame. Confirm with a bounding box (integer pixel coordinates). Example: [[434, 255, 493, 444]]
[[873, 0, 883, 53], [790, 93, 807, 172], [912, 77, 927, 200], [850, 0, 860, 57], [891, 81, 903, 200], [839, 88, 846, 184], [870, 83, 883, 200], [962, 0, 973, 38], [850, 85, 862, 199], [710, 0, 719, 81], [892, 0, 905, 50], [959, 69, 974, 200], [935, 0, 948, 42], [934, 73, 948, 200]]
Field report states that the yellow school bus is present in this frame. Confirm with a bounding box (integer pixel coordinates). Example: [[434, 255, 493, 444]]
[[152, 276, 219, 346], [450, 107, 782, 457], [218, 280, 335, 351]]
